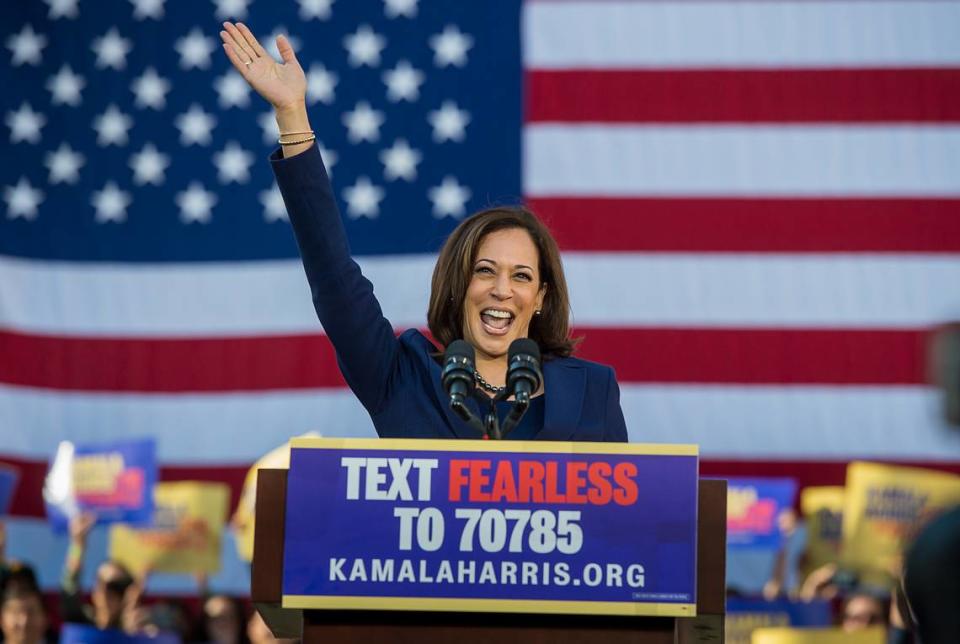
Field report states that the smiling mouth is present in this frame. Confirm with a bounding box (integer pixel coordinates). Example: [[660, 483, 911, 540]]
[[480, 308, 514, 335]]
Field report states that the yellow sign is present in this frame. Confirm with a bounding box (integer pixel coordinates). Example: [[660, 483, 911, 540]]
[[231, 433, 321, 562], [109, 481, 229, 574], [726, 611, 790, 644], [842, 461, 960, 582], [799, 486, 844, 577], [752, 626, 884, 644]]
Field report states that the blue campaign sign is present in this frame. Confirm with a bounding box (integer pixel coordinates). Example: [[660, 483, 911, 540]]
[[45, 438, 157, 531], [60, 624, 180, 644], [725, 478, 797, 550], [726, 597, 832, 643], [282, 438, 699, 617], [0, 465, 19, 515], [726, 597, 832, 626]]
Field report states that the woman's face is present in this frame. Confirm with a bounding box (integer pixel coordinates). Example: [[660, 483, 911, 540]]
[[462, 227, 546, 362]]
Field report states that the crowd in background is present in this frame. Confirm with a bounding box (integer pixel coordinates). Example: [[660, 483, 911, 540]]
[[2, 496, 957, 642], [0, 516, 292, 644]]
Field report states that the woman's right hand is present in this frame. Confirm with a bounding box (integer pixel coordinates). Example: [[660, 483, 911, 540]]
[[219, 22, 306, 113]]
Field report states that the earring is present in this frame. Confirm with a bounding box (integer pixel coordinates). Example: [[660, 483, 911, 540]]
[[534, 310, 542, 316]]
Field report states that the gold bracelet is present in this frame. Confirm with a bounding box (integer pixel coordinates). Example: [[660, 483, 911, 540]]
[[278, 134, 317, 146], [278, 130, 314, 137]]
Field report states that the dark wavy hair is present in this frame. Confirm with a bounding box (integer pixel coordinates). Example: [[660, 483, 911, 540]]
[[427, 206, 577, 359]]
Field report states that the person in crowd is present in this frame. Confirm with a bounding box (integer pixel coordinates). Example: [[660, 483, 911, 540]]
[[246, 611, 297, 644], [138, 600, 195, 642], [218, 21, 627, 442], [903, 504, 960, 643], [840, 591, 888, 633], [60, 513, 138, 630], [0, 580, 49, 644], [199, 594, 248, 644]]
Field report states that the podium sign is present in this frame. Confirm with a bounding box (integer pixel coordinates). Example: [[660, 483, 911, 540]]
[[281, 438, 698, 617]]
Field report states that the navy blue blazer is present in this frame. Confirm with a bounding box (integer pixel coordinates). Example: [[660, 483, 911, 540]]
[[271, 144, 628, 442]]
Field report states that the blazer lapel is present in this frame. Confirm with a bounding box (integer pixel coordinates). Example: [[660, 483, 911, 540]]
[[539, 359, 586, 441]]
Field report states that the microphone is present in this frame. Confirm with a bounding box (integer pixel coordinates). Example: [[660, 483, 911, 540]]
[[442, 340, 485, 434], [500, 338, 543, 438]]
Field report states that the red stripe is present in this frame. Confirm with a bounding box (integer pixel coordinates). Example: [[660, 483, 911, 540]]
[[0, 330, 346, 392], [526, 69, 960, 123], [0, 327, 929, 391], [4, 455, 958, 519], [579, 327, 929, 385], [529, 197, 960, 253], [0, 456, 247, 519]]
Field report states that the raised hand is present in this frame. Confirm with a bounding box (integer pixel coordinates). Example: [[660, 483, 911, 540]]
[[69, 511, 96, 544], [220, 22, 306, 113]]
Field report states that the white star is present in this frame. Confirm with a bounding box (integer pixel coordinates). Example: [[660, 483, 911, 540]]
[[130, 0, 165, 20], [260, 184, 287, 222], [343, 25, 385, 68], [213, 0, 251, 19], [380, 139, 421, 182], [343, 177, 384, 219], [214, 71, 251, 109], [176, 182, 217, 223], [383, 61, 423, 102], [129, 143, 169, 185], [343, 102, 384, 143], [45, 0, 80, 19], [317, 143, 337, 176], [175, 104, 216, 146], [428, 101, 470, 143], [175, 28, 215, 70], [92, 182, 132, 223], [257, 111, 280, 144], [298, 0, 334, 20], [266, 28, 301, 62], [131, 67, 170, 109], [212, 141, 254, 184], [6, 103, 46, 144], [430, 25, 472, 68], [429, 176, 471, 219], [92, 27, 132, 70], [7, 25, 47, 67], [45, 143, 85, 184], [4, 177, 43, 220], [93, 105, 133, 146], [306, 64, 337, 105], [47, 65, 85, 106], [384, 0, 417, 18]]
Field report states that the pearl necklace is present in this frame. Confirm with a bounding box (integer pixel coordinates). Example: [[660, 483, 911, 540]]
[[474, 370, 505, 396]]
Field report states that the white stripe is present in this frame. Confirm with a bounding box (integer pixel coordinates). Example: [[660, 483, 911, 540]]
[[0, 384, 376, 463], [3, 253, 960, 332], [2, 384, 957, 462], [563, 253, 960, 328], [0, 254, 431, 335], [624, 385, 960, 460], [524, 2, 960, 69], [524, 125, 960, 196]]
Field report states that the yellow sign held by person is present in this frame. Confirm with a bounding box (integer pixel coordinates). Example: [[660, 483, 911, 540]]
[[842, 462, 960, 582], [109, 481, 230, 574], [232, 432, 321, 562], [799, 486, 844, 577], [752, 626, 884, 644]]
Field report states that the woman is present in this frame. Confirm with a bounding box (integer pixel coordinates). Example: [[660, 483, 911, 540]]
[[219, 22, 627, 442]]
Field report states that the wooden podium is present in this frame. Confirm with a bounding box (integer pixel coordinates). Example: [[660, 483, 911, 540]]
[[251, 467, 726, 643]]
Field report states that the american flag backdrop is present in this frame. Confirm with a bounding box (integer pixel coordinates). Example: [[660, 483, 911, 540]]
[[2, 0, 960, 587]]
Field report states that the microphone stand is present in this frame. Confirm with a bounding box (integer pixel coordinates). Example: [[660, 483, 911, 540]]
[[497, 389, 530, 439], [472, 389, 502, 440]]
